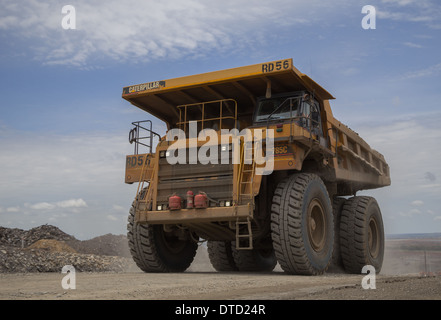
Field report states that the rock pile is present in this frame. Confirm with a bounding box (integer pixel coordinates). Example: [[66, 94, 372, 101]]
[[0, 225, 135, 273], [0, 224, 75, 248], [27, 239, 78, 253], [67, 234, 131, 258]]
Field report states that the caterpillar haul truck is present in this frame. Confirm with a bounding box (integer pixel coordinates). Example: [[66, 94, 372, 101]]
[[122, 59, 391, 275]]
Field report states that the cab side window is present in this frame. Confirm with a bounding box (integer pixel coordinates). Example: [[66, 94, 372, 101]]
[[300, 101, 322, 136]]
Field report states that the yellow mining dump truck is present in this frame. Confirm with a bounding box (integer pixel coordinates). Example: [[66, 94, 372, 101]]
[[122, 59, 391, 275]]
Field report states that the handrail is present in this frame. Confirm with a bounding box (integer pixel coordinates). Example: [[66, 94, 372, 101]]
[[129, 120, 161, 155], [176, 99, 238, 133]]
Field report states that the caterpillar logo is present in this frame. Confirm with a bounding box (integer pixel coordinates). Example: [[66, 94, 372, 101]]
[[123, 81, 166, 95]]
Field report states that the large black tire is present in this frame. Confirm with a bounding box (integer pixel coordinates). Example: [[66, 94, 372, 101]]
[[231, 239, 277, 272], [127, 203, 197, 273], [271, 173, 334, 275], [340, 196, 385, 274], [329, 197, 346, 271], [207, 241, 238, 272]]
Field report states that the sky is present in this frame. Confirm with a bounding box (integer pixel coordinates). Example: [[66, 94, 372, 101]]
[[0, 0, 441, 239]]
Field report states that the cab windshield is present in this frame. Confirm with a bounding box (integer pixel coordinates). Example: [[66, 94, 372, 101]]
[[254, 96, 300, 122]]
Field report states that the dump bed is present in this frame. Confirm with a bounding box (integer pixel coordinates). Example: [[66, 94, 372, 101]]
[[122, 58, 390, 192]]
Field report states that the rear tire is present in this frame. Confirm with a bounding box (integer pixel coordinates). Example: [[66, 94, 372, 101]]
[[270, 173, 334, 275], [207, 241, 238, 271], [231, 238, 277, 272], [329, 197, 346, 271], [127, 202, 197, 273], [340, 196, 385, 274]]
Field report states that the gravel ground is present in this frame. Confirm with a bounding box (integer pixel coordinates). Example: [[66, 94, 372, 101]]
[[0, 271, 439, 300], [1, 224, 440, 301]]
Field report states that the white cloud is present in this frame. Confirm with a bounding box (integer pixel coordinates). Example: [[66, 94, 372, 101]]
[[0, 130, 129, 197], [30, 202, 56, 210], [418, 184, 441, 189], [410, 208, 422, 215], [411, 200, 424, 206], [378, 0, 441, 28], [106, 215, 119, 221], [56, 199, 87, 208], [399, 208, 422, 218], [48, 212, 68, 222], [356, 113, 441, 201], [382, 0, 417, 5], [401, 62, 441, 80], [0, 0, 348, 67], [112, 204, 126, 213], [403, 42, 423, 48], [28, 199, 87, 210], [0, 130, 132, 233]]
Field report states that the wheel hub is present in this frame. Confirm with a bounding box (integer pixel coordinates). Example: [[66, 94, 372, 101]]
[[368, 217, 380, 259], [307, 198, 327, 252]]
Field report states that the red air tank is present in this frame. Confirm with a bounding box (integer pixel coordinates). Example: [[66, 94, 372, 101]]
[[194, 192, 208, 209], [186, 190, 194, 209], [168, 194, 182, 210]]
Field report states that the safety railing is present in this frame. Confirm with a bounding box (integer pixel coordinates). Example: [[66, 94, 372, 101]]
[[176, 99, 238, 134], [129, 120, 161, 155]]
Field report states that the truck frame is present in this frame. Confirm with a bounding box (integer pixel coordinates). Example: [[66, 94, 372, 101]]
[[122, 59, 391, 275]]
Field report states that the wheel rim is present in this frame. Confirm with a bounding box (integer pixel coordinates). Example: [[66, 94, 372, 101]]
[[307, 198, 327, 252], [368, 217, 380, 259]]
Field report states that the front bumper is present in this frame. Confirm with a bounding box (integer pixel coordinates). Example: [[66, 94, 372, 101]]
[[135, 204, 253, 224]]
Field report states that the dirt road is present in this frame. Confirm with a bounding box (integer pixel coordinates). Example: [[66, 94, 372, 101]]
[[0, 271, 440, 300], [1, 236, 440, 302]]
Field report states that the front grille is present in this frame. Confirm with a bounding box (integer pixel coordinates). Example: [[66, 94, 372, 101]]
[[156, 148, 233, 205]]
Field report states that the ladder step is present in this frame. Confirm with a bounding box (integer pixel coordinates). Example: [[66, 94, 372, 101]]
[[235, 218, 253, 250]]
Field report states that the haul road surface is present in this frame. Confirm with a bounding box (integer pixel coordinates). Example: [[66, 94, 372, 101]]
[[0, 271, 440, 300]]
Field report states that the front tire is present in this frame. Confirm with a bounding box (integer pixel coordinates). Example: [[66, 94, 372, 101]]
[[127, 202, 197, 273], [270, 173, 334, 275]]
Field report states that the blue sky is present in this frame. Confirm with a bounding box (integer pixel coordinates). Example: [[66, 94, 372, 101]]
[[1, 0, 441, 239]]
